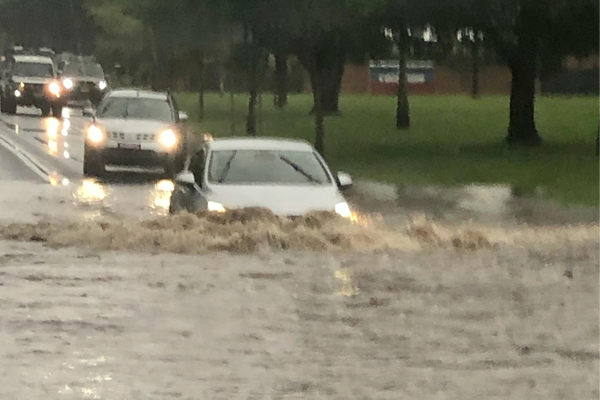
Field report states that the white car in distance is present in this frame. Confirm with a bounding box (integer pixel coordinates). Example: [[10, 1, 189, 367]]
[[83, 89, 188, 177], [169, 137, 354, 218]]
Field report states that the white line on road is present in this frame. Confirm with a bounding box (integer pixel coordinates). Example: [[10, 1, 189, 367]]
[[0, 132, 52, 183]]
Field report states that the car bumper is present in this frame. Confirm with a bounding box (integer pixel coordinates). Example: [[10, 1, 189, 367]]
[[87, 142, 180, 167], [17, 92, 64, 106]]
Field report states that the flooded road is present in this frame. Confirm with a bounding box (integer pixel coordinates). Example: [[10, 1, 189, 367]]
[[0, 106, 597, 228], [0, 107, 597, 399]]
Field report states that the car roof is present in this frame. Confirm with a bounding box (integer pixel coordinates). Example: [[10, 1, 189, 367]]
[[207, 137, 315, 152], [107, 89, 168, 100], [13, 55, 54, 64]]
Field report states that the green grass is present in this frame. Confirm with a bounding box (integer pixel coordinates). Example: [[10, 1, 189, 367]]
[[176, 92, 599, 207]]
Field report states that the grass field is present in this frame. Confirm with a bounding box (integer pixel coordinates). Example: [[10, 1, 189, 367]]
[[176, 93, 599, 207]]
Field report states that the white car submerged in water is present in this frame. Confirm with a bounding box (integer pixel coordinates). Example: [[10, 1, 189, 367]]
[[169, 137, 354, 218]]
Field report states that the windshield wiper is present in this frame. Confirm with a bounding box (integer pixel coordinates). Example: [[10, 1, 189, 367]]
[[279, 156, 319, 183], [217, 150, 238, 183]]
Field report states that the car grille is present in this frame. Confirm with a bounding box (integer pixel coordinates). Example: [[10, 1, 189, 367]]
[[23, 84, 45, 94], [108, 131, 156, 141]]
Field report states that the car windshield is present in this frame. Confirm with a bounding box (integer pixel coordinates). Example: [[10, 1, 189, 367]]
[[208, 149, 332, 185], [97, 97, 173, 122], [12, 62, 54, 77], [63, 61, 104, 78]]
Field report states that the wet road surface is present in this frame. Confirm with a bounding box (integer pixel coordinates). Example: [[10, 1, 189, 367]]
[[0, 107, 180, 220], [0, 107, 597, 399], [0, 106, 597, 226]]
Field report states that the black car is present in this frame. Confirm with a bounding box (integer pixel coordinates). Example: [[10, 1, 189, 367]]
[[0, 49, 66, 117], [58, 56, 108, 108]]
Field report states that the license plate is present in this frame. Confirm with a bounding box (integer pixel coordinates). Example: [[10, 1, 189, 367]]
[[118, 143, 141, 150]]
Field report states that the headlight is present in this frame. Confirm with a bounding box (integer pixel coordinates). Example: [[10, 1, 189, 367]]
[[98, 80, 107, 90], [86, 125, 104, 143], [14, 90, 21, 97], [48, 81, 61, 96], [63, 78, 73, 90], [207, 201, 226, 213], [335, 202, 352, 219], [158, 129, 177, 148]]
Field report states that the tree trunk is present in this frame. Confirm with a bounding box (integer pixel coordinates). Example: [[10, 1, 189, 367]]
[[246, 51, 258, 136], [274, 51, 288, 109], [198, 54, 205, 121], [471, 37, 480, 99], [396, 33, 410, 129], [506, 47, 542, 146], [313, 70, 325, 154], [309, 56, 345, 115], [218, 64, 225, 98]]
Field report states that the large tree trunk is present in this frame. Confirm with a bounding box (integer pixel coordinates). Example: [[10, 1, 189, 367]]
[[396, 33, 410, 129], [309, 56, 345, 115], [506, 45, 542, 146], [471, 37, 480, 99], [274, 51, 288, 109]]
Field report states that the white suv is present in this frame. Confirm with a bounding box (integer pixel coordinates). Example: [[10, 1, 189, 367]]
[[83, 89, 188, 177]]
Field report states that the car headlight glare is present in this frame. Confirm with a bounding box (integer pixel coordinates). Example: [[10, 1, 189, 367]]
[[48, 81, 61, 96], [159, 129, 177, 148], [63, 78, 73, 90], [87, 125, 104, 143], [98, 80, 107, 90], [14, 90, 21, 97], [207, 201, 226, 213], [335, 202, 352, 219]]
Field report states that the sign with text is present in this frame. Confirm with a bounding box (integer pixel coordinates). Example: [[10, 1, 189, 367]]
[[369, 60, 435, 94]]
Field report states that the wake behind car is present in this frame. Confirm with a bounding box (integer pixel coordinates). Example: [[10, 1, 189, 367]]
[[83, 89, 188, 177], [0, 49, 65, 117], [169, 137, 354, 218], [58, 55, 108, 108]]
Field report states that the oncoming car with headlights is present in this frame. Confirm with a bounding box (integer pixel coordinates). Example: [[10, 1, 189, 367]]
[[59, 56, 108, 108], [0, 53, 65, 117], [169, 137, 354, 218], [83, 89, 188, 177]]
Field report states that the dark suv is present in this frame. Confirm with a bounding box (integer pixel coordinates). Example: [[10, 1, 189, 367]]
[[0, 48, 65, 117], [58, 55, 108, 108]]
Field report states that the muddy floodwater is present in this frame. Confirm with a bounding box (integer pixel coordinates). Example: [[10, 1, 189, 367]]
[[0, 177, 597, 399]]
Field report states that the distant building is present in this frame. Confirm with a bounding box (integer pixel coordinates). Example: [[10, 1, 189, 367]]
[[332, 53, 599, 96]]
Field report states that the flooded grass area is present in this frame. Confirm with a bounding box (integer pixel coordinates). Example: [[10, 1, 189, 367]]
[[177, 93, 599, 206], [0, 231, 597, 398]]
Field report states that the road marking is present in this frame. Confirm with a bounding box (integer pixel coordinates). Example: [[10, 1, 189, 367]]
[[0, 132, 52, 183]]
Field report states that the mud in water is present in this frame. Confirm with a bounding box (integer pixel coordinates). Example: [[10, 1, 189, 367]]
[[0, 208, 597, 254]]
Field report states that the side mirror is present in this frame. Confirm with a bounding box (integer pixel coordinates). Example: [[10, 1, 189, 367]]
[[175, 171, 196, 187], [82, 108, 95, 118], [178, 111, 188, 122], [337, 171, 353, 189]]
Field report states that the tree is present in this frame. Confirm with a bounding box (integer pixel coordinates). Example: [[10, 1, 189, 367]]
[[378, 0, 438, 129], [0, 0, 96, 53], [458, 0, 599, 146]]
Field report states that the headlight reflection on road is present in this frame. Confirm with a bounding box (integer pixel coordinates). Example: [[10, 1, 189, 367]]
[[149, 179, 175, 214], [76, 179, 107, 204], [48, 140, 58, 154], [62, 118, 70, 136], [49, 172, 69, 186], [334, 269, 359, 297], [45, 117, 59, 140]]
